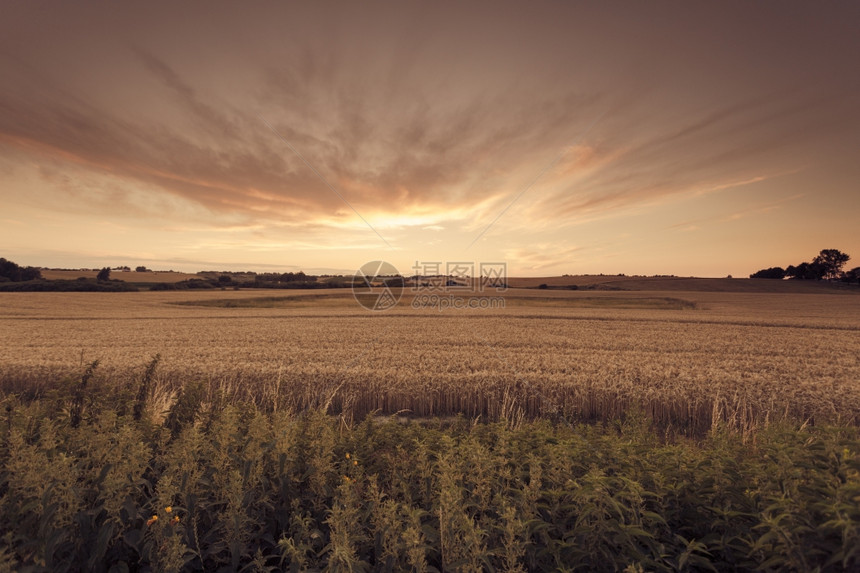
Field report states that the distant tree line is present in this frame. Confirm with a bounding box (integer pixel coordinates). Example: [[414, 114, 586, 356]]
[[0, 257, 42, 282], [244, 271, 351, 289], [0, 257, 141, 291], [0, 279, 138, 292], [254, 271, 307, 283], [149, 272, 353, 291], [150, 278, 225, 291], [750, 249, 858, 283]]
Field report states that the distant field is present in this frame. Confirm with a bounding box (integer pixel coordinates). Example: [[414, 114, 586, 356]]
[[35, 271, 858, 294], [1, 287, 859, 435], [40, 270, 200, 283], [507, 274, 859, 293], [172, 292, 698, 311]]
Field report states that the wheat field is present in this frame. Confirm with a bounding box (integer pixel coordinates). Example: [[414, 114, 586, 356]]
[[3, 288, 860, 571], [2, 288, 858, 435]]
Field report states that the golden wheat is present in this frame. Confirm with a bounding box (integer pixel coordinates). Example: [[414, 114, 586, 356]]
[[1, 289, 858, 433]]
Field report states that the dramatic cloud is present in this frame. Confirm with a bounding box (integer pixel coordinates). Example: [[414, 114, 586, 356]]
[[1, 1, 858, 275]]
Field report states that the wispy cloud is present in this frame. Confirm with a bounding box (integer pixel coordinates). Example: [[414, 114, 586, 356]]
[[504, 244, 584, 272], [0, 51, 607, 232], [1, 1, 857, 274], [666, 192, 805, 232]]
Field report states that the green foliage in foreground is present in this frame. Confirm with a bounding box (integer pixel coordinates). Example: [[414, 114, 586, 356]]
[[1, 391, 859, 572]]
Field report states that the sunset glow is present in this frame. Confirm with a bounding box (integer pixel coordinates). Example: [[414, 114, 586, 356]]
[[2, 1, 858, 276]]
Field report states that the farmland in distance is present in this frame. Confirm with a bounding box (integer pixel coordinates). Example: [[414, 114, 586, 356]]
[[2, 287, 858, 435]]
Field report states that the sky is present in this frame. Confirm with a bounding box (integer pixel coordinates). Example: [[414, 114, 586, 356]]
[[1, 1, 859, 277]]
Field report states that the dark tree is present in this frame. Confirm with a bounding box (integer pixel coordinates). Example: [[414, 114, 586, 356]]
[[279, 271, 307, 283], [750, 267, 785, 279], [19, 266, 41, 281], [786, 261, 826, 280], [0, 258, 20, 281], [0, 257, 42, 281], [97, 267, 111, 281], [135, 266, 149, 272], [785, 261, 825, 281], [813, 249, 850, 280]]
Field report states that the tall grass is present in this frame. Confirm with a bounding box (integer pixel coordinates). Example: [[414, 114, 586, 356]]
[[1, 378, 859, 572], [1, 359, 852, 438]]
